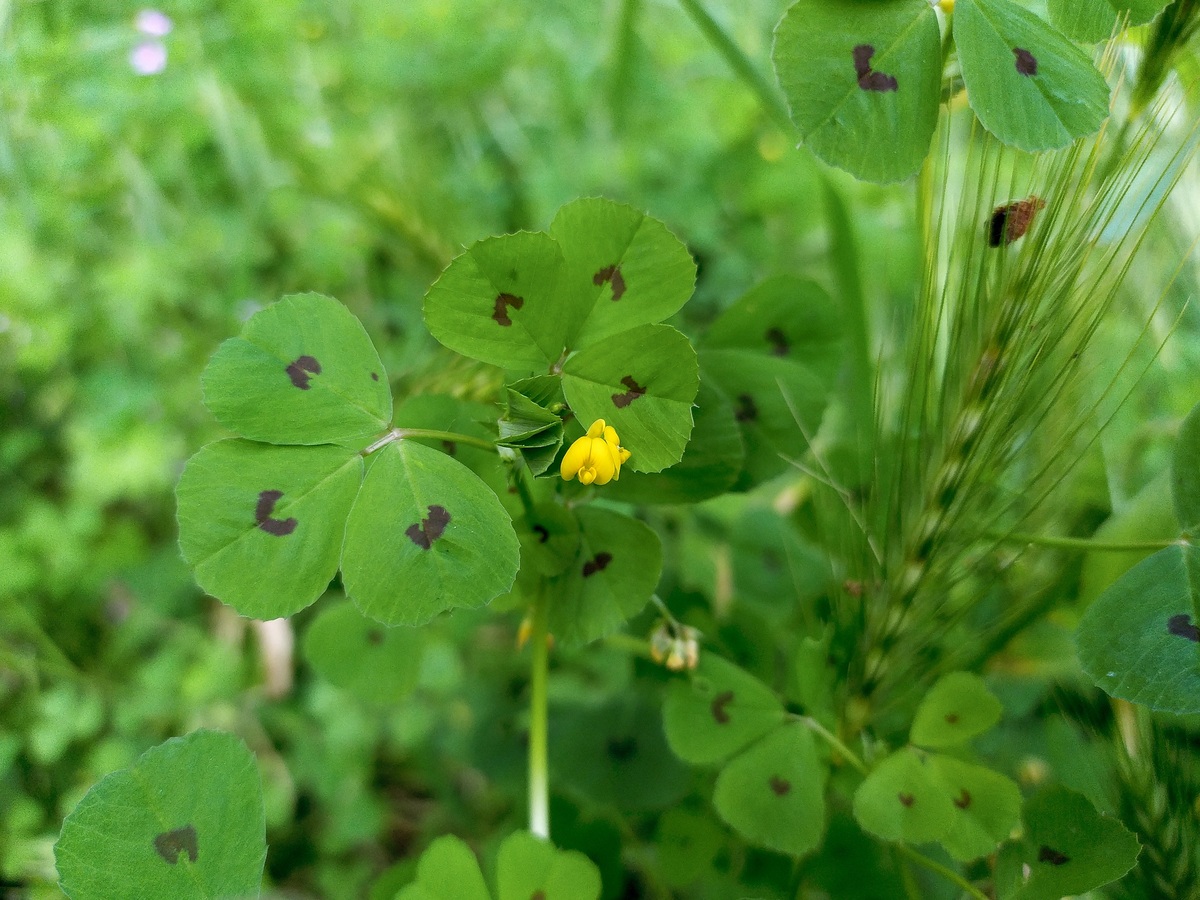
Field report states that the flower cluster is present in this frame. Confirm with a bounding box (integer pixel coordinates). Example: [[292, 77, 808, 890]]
[[559, 419, 630, 486]]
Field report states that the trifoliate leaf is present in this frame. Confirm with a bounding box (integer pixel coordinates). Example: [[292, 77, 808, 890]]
[[853, 747, 955, 844], [394, 835, 491, 900], [495, 831, 602, 900]]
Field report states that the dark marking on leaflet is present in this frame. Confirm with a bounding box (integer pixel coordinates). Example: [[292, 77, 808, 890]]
[[607, 736, 637, 761], [1168, 613, 1200, 642], [1038, 845, 1070, 866], [853, 44, 898, 92], [286, 355, 322, 390], [769, 776, 792, 796], [954, 789, 971, 810], [442, 440, 457, 457], [711, 690, 734, 724], [734, 393, 758, 423], [533, 524, 550, 543], [945, 712, 959, 725], [1014, 47, 1037, 76], [593, 264, 626, 302], [367, 629, 384, 646], [765, 326, 789, 357], [406, 505, 451, 550], [371, 372, 380, 382], [582, 552, 613, 577], [612, 375, 646, 408], [255, 490, 297, 536], [492, 292, 524, 327], [898, 793, 915, 808], [154, 825, 199, 864]]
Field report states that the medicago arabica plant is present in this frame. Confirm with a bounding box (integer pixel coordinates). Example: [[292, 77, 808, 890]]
[[49, 0, 1200, 897]]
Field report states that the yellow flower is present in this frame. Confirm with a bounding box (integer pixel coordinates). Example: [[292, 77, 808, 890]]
[[560, 419, 631, 486]]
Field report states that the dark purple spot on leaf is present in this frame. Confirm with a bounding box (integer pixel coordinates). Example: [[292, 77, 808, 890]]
[[1014, 47, 1037, 76], [1038, 845, 1070, 866], [154, 825, 198, 864], [406, 505, 451, 550], [492, 292, 524, 327], [769, 775, 792, 796], [533, 524, 550, 543], [734, 393, 758, 423], [898, 792, 915, 808], [1168, 613, 1200, 642], [989, 195, 1046, 246], [593, 264, 627, 302], [711, 690, 735, 725], [582, 551, 613, 577], [607, 736, 638, 761], [371, 372, 379, 381], [852, 44, 898, 92], [442, 440, 457, 457], [945, 712, 959, 725], [285, 355, 322, 390], [255, 490, 297, 537], [765, 327, 789, 357], [954, 789, 971, 810], [367, 629, 384, 646], [532, 892, 546, 900], [612, 375, 646, 408]]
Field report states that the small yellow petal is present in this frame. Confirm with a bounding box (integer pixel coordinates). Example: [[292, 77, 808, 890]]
[[578, 467, 597, 485], [586, 419, 606, 439], [618, 447, 631, 463], [560, 435, 592, 481], [589, 438, 616, 484], [603, 425, 620, 447]]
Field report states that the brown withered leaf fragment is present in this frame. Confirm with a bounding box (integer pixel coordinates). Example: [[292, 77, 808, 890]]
[[989, 195, 1046, 246]]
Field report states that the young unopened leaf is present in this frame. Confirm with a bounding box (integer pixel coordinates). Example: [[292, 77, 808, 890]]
[[302, 601, 424, 704], [394, 835, 491, 900], [495, 831, 602, 900], [1048, 0, 1172, 43], [545, 506, 662, 646], [1172, 401, 1200, 532], [561, 324, 699, 473], [928, 755, 1022, 862], [853, 747, 954, 844], [910, 672, 1003, 748], [1005, 787, 1140, 900], [341, 440, 519, 626], [549, 197, 696, 348], [663, 654, 786, 766], [603, 380, 744, 504], [55, 730, 265, 900], [176, 440, 363, 619], [712, 724, 827, 857], [1076, 543, 1200, 714], [423, 231, 568, 371], [773, 0, 941, 184], [954, 0, 1110, 151], [202, 293, 392, 446]]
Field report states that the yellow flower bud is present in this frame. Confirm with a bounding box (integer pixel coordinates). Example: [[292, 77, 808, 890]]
[[560, 419, 630, 486]]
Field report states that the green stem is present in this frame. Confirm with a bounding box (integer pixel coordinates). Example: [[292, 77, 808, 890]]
[[603, 632, 656, 660], [798, 715, 869, 776], [894, 843, 989, 900], [528, 584, 551, 839], [991, 532, 1179, 552], [362, 427, 498, 456], [675, 0, 796, 136]]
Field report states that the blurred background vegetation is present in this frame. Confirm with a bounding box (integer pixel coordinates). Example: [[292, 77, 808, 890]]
[[4, 1, 1200, 898]]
